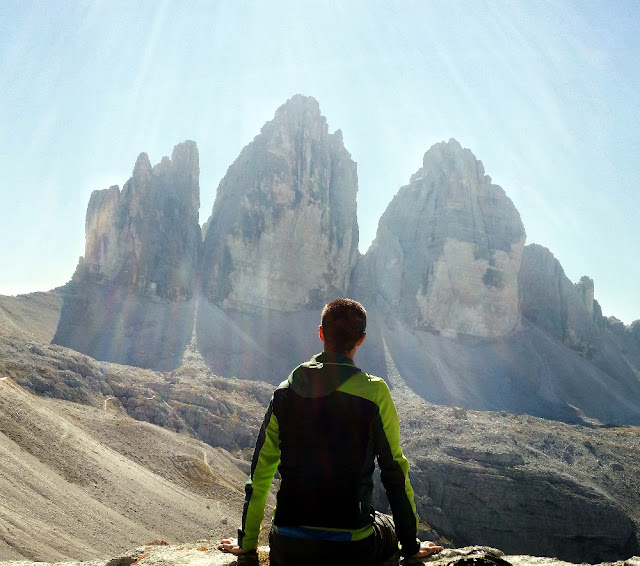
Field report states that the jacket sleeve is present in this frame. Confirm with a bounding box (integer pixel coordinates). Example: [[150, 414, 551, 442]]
[[237, 399, 281, 550], [373, 381, 420, 557]]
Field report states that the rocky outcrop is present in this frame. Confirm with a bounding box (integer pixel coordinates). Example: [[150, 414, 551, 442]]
[[519, 244, 602, 357], [200, 95, 359, 312], [354, 139, 525, 338], [412, 458, 638, 563], [83, 142, 201, 300], [601, 317, 640, 381], [52, 142, 201, 370], [10, 542, 640, 566]]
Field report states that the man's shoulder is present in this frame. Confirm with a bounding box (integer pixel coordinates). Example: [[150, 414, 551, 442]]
[[364, 372, 385, 383], [351, 371, 385, 384], [337, 370, 389, 402]]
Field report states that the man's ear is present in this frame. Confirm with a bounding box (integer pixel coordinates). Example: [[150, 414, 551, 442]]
[[318, 325, 325, 343], [355, 333, 366, 348]]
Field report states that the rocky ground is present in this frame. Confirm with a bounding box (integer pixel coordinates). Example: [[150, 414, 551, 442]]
[[0, 543, 639, 566]]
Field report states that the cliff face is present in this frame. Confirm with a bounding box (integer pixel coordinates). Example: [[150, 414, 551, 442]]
[[83, 142, 201, 300], [519, 244, 602, 357], [52, 141, 200, 371], [517, 244, 640, 401], [200, 95, 359, 312], [354, 139, 525, 338]]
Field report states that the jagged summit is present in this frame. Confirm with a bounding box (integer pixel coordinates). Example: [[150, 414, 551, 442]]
[[82, 139, 200, 298], [270, 93, 323, 128], [52, 141, 201, 370], [200, 94, 359, 312], [414, 138, 488, 180], [131, 151, 152, 177], [354, 138, 525, 338]]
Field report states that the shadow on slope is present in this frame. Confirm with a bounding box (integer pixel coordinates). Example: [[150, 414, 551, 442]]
[[196, 299, 327, 383], [52, 277, 194, 371], [359, 306, 640, 426]]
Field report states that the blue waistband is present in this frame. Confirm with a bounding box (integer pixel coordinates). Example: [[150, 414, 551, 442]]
[[274, 526, 352, 542]]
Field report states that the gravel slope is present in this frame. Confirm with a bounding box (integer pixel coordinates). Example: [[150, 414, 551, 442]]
[[0, 377, 247, 562]]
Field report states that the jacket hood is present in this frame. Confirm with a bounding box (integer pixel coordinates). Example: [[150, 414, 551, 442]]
[[287, 352, 363, 398]]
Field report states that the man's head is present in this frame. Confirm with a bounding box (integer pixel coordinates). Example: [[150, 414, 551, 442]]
[[319, 298, 367, 354]]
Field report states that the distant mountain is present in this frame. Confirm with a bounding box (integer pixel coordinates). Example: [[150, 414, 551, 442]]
[[352, 138, 525, 338], [200, 94, 359, 312], [52, 141, 201, 370], [48, 94, 640, 426]]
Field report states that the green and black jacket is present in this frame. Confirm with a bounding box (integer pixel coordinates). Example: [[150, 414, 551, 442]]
[[238, 352, 420, 556]]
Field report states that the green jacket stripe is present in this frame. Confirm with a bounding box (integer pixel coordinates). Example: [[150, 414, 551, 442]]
[[238, 401, 281, 550]]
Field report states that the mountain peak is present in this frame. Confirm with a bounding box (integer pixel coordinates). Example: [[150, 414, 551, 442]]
[[200, 95, 358, 313], [414, 138, 488, 184], [356, 139, 525, 338], [274, 93, 321, 119], [132, 152, 152, 178]]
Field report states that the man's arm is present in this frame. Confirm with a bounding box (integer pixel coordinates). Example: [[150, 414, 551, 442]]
[[234, 399, 281, 551], [373, 380, 421, 557]]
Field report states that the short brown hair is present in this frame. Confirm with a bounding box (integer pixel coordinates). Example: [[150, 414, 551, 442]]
[[320, 298, 367, 353]]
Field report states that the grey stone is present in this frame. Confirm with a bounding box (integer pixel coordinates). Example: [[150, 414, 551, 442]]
[[353, 139, 525, 338], [443, 447, 525, 467], [519, 244, 600, 357], [52, 141, 201, 370], [413, 458, 637, 563], [200, 94, 359, 312]]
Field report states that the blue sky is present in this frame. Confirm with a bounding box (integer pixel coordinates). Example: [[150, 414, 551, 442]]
[[1, 1, 639, 323]]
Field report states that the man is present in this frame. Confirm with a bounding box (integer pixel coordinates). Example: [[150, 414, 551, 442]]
[[218, 298, 442, 565]]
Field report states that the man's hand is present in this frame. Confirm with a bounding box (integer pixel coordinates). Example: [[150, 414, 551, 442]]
[[413, 540, 444, 558], [217, 537, 247, 555]]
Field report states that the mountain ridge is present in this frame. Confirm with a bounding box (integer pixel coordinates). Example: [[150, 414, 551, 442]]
[[45, 94, 640, 426]]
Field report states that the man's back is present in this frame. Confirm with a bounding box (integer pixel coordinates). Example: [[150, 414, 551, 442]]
[[274, 352, 381, 530], [219, 299, 443, 565]]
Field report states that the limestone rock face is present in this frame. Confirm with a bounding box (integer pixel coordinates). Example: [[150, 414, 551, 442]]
[[200, 95, 359, 312], [519, 244, 601, 357], [84, 186, 120, 274], [53, 141, 200, 370], [84, 141, 201, 300], [355, 139, 525, 337]]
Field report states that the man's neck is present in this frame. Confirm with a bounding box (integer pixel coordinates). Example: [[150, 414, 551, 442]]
[[323, 348, 357, 360]]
